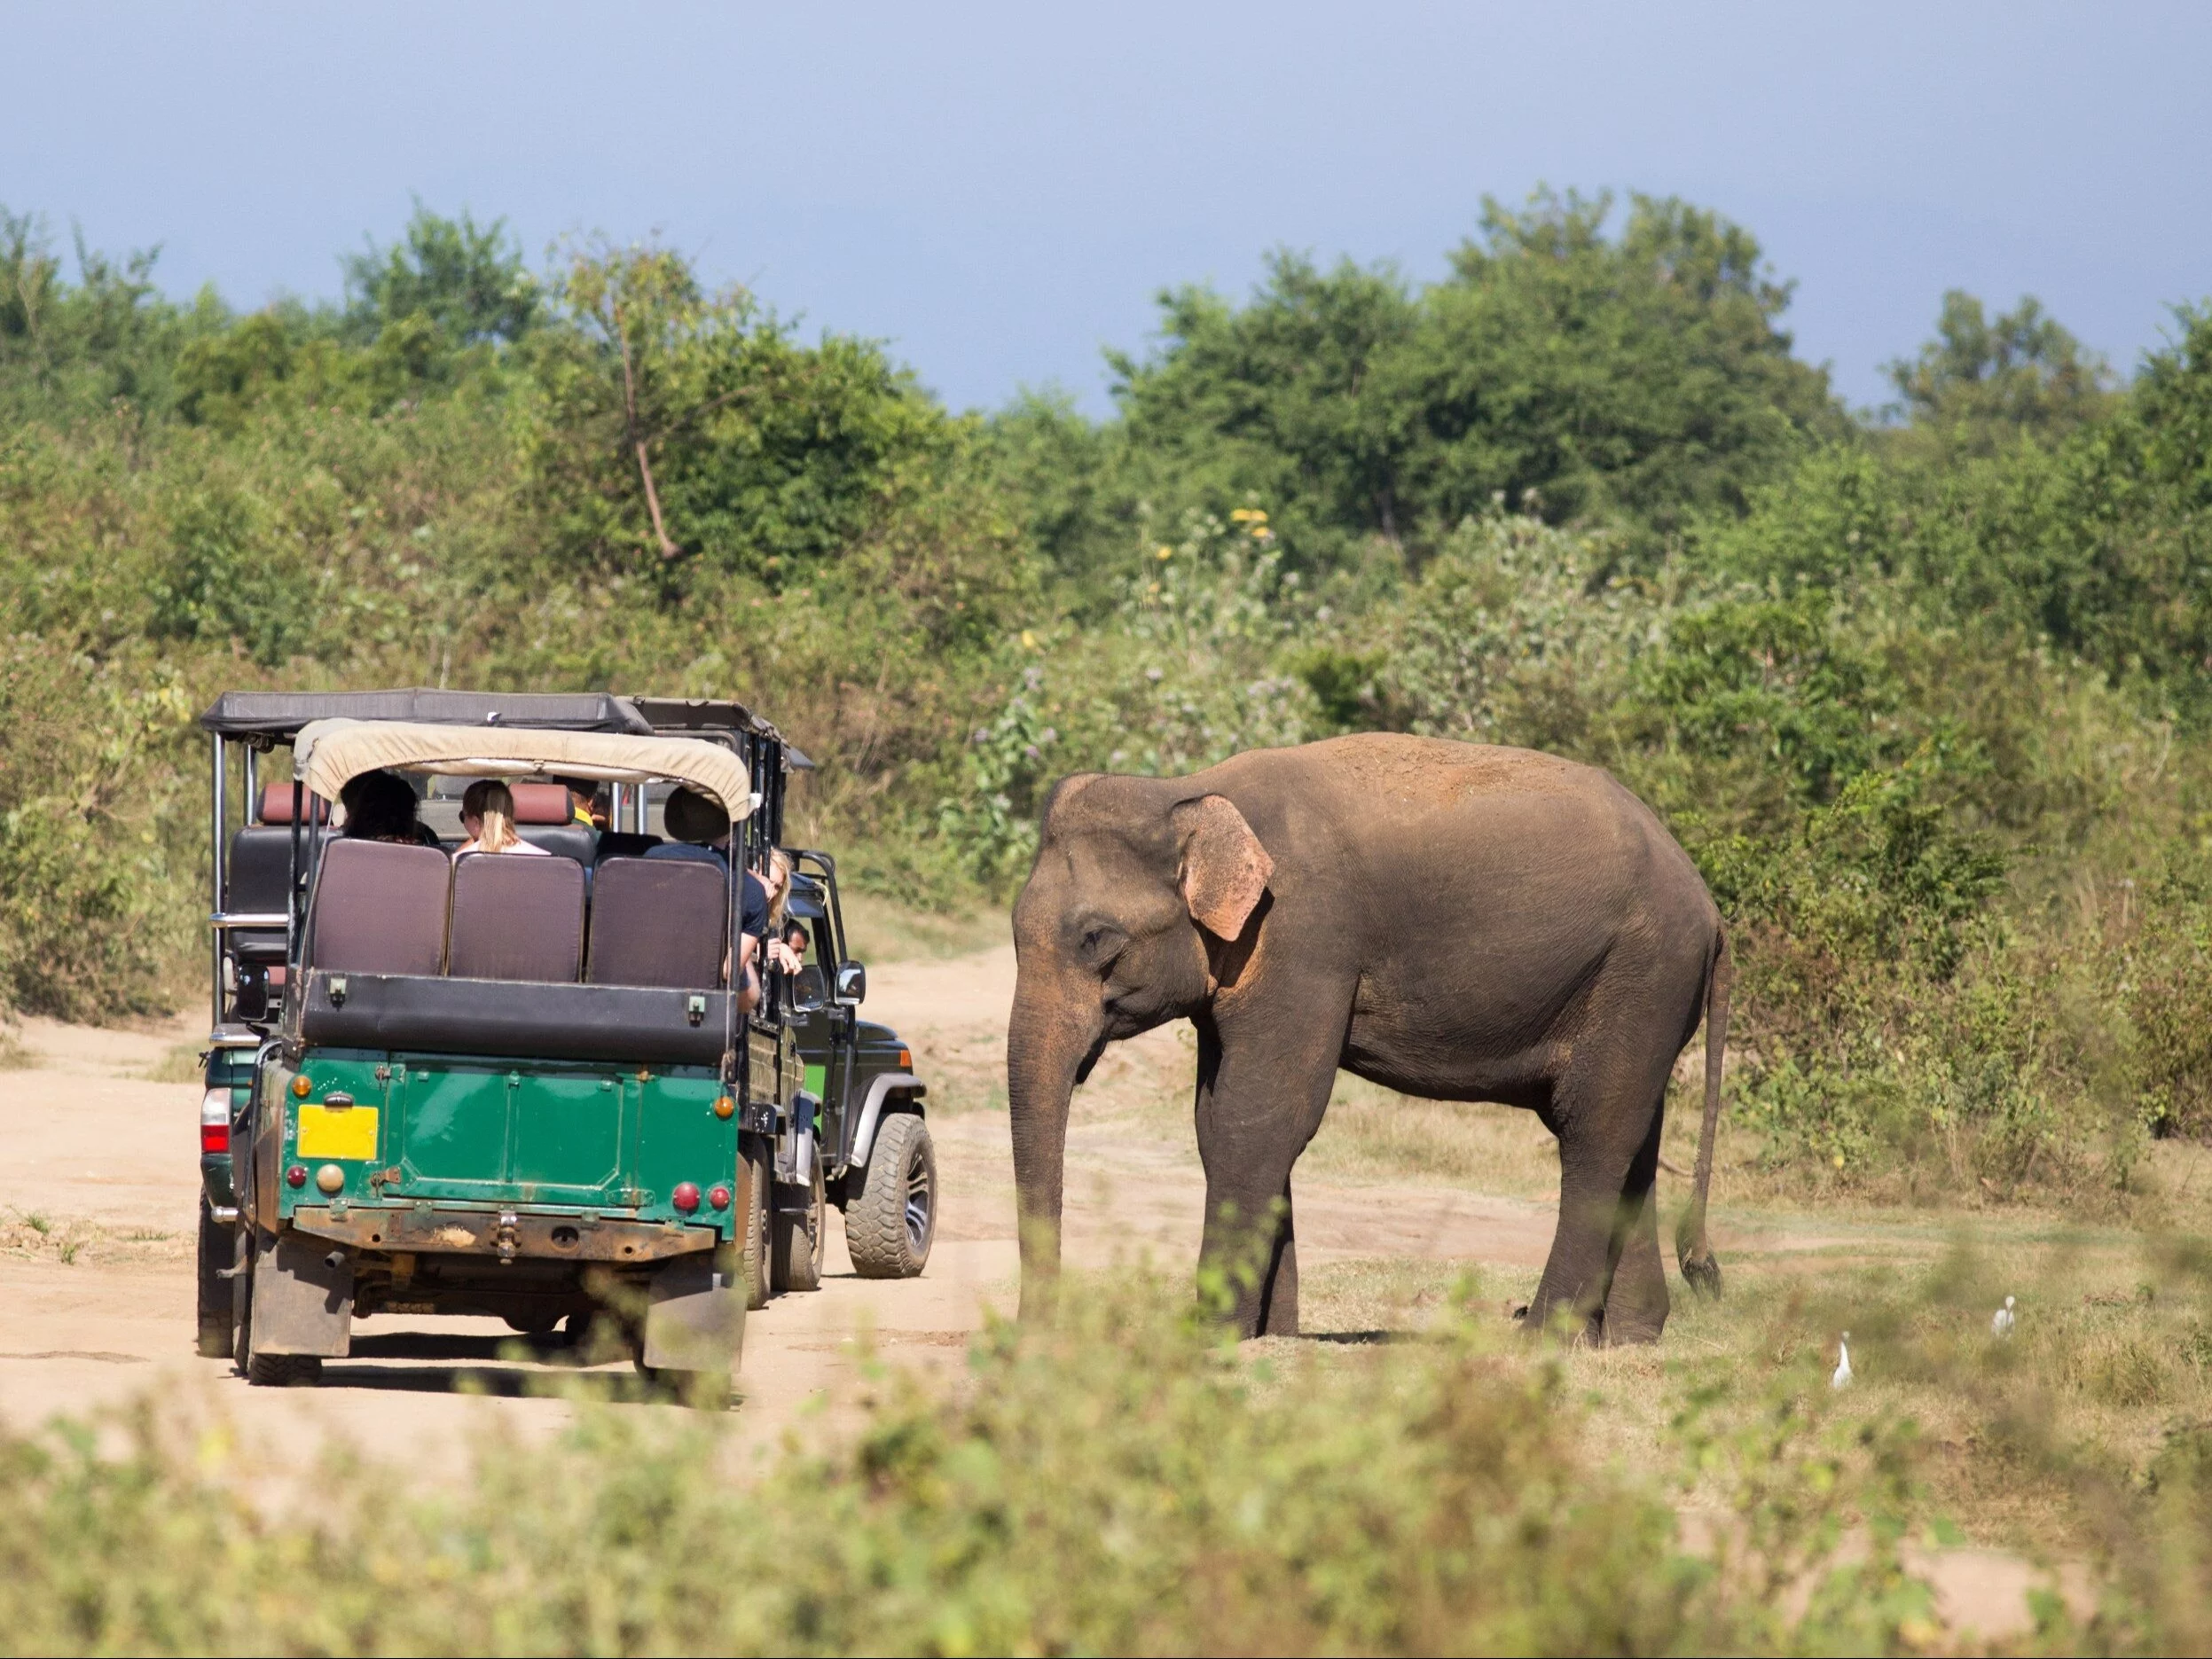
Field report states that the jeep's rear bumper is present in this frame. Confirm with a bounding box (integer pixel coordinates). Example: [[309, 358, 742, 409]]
[[285, 1203, 719, 1264]]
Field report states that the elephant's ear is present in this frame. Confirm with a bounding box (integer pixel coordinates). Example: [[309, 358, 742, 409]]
[[1172, 794, 1274, 940]]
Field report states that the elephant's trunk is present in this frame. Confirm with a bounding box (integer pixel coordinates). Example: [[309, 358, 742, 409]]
[[1006, 966, 1101, 1319]]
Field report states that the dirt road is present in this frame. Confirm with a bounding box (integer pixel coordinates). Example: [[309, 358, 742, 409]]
[[0, 943, 1560, 1463]]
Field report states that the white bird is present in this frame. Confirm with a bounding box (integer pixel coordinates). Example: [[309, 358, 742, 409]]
[[1832, 1331, 1854, 1389], [1992, 1295, 2016, 1338]]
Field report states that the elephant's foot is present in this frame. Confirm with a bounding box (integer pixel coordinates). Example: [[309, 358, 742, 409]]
[[1518, 1291, 1603, 1344], [1596, 1309, 1667, 1345], [1251, 1232, 1299, 1337]]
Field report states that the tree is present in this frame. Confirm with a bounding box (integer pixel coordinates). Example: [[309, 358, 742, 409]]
[[1109, 253, 1420, 562], [1406, 191, 1842, 538], [0, 206, 217, 423], [1080, 190, 1842, 576], [1884, 290, 2113, 455], [515, 240, 992, 593], [341, 202, 537, 348]]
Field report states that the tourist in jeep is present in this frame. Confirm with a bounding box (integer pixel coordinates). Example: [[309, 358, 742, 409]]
[[340, 769, 440, 847], [458, 779, 550, 857], [649, 786, 773, 1008]]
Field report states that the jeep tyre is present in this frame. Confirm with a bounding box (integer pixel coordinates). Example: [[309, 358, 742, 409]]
[[231, 1228, 323, 1387], [846, 1112, 935, 1279], [196, 1200, 234, 1358], [739, 1139, 773, 1310], [771, 1151, 826, 1293]]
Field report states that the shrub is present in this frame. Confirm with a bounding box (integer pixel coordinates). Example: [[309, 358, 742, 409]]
[[0, 1273, 1948, 1656], [0, 639, 192, 1020]]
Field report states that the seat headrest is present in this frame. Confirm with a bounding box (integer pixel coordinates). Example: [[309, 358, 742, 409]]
[[509, 782, 575, 826], [258, 783, 329, 825]]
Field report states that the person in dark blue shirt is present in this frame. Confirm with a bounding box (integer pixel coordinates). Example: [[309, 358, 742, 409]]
[[649, 786, 773, 1006]]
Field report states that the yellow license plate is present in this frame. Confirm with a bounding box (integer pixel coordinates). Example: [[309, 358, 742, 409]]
[[296, 1104, 379, 1161]]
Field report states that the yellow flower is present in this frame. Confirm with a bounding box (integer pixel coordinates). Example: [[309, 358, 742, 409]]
[[1832, 1153, 1846, 1169], [1020, 630, 1038, 649], [1156, 545, 1173, 561]]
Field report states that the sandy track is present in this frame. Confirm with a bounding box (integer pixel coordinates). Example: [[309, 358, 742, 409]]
[[0, 946, 1942, 1450], [0, 946, 1560, 1457]]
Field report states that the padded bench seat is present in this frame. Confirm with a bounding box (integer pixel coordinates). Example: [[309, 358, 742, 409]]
[[298, 968, 735, 1067]]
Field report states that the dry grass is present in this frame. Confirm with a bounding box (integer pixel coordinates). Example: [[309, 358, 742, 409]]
[[1303, 1076, 1563, 1196], [130, 1041, 207, 1084], [0, 1209, 180, 1267], [1298, 1207, 2212, 1570], [840, 892, 1008, 964]]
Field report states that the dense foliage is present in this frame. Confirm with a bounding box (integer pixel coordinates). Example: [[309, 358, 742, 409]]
[[3, 189, 2211, 1196]]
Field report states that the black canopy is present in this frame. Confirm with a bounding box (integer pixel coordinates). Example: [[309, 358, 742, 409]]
[[628, 697, 813, 770], [199, 689, 656, 741]]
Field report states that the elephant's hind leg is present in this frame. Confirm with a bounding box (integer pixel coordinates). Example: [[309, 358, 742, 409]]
[[1599, 1110, 1669, 1344], [1526, 1036, 1677, 1345]]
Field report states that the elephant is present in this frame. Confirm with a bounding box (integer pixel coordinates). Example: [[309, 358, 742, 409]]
[[1006, 732, 1730, 1344]]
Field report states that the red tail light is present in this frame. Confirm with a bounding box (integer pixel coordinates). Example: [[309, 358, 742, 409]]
[[200, 1087, 231, 1155], [672, 1181, 702, 1214]]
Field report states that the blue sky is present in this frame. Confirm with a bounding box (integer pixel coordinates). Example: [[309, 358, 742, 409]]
[[5, 2, 2207, 415]]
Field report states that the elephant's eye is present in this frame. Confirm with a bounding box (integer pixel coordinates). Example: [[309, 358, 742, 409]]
[[1078, 924, 1123, 963]]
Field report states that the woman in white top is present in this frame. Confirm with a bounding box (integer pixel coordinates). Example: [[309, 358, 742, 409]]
[[457, 779, 550, 857]]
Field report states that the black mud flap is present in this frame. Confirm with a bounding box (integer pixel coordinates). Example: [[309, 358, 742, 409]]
[[249, 1230, 355, 1357], [642, 1247, 745, 1375]]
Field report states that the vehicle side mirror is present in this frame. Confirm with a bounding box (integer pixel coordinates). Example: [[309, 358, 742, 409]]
[[791, 964, 828, 1014], [835, 960, 867, 1005]]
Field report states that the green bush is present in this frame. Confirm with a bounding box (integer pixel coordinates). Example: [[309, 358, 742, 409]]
[[0, 639, 194, 1020], [0, 1273, 1949, 1656]]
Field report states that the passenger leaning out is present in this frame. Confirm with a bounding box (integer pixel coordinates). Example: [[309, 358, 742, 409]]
[[458, 779, 550, 857], [761, 848, 804, 974]]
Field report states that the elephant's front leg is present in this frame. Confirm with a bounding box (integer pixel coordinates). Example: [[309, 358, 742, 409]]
[[1192, 1000, 1345, 1338]]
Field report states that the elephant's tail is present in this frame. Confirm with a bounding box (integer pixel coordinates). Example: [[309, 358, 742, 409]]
[[1675, 927, 1730, 1300]]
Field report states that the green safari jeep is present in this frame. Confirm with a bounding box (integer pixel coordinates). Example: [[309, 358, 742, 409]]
[[193, 690, 935, 1397]]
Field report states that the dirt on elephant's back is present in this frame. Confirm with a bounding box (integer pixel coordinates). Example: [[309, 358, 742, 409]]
[[1262, 732, 1606, 810]]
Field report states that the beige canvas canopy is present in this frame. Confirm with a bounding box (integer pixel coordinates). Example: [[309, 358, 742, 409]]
[[294, 719, 760, 815]]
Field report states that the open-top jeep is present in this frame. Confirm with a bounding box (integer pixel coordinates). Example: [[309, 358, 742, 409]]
[[193, 689, 934, 1397]]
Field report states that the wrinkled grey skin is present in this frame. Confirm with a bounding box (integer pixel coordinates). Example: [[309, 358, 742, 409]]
[[1007, 733, 1730, 1343]]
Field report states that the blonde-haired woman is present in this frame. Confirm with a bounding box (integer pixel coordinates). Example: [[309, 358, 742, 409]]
[[761, 849, 804, 974], [458, 780, 550, 857]]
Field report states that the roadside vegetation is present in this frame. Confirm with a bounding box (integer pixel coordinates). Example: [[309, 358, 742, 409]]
[[11, 1253, 2212, 1655]]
